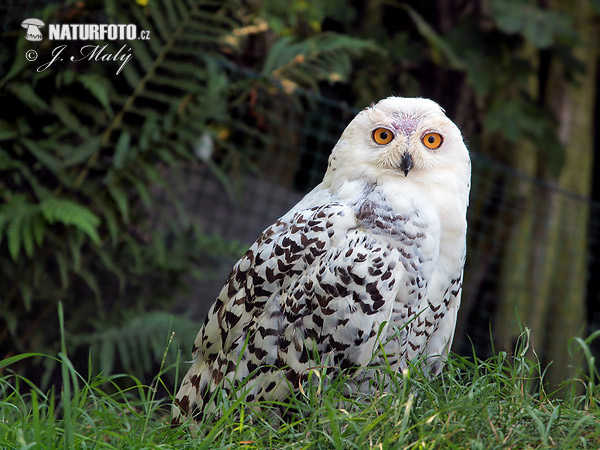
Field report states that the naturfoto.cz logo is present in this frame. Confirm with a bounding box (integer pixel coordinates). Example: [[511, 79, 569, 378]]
[[21, 18, 150, 75], [21, 19, 150, 41]]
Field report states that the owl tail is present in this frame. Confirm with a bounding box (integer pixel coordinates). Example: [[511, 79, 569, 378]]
[[171, 358, 210, 427], [171, 379, 193, 426]]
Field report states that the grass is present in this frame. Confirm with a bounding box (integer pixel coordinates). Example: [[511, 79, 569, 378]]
[[1, 327, 600, 449]]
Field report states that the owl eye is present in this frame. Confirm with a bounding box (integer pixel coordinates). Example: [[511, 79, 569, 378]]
[[372, 128, 394, 145], [422, 132, 443, 149]]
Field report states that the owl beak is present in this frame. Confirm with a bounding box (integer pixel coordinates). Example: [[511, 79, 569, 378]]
[[400, 153, 413, 177]]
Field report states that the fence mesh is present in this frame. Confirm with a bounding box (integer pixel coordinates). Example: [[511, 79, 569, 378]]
[[178, 86, 600, 374], [2, 0, 599, 377]]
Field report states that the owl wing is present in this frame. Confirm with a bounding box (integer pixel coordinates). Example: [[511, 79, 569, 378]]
[[173, 188, 408, 422], [421, 268, 464, 374]]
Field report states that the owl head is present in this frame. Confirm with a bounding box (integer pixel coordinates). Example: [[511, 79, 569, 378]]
[[324, 96, 470, 192]]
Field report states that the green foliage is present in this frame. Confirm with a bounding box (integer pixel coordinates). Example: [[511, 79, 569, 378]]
[[263, 33, 379, 91], [485, 96, 565, 175], [399, 5, 466, 72], [0, 195, 101, 261], [489, 0, 578, 49], [68, 311, 200, 384], [0, 0, 249, 382], [0, 0, 377, 385], [261, 0, 357, 34]]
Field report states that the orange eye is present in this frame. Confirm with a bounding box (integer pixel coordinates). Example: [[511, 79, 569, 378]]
[[422, 132, 443, 149], [372, 128, 394, 145]]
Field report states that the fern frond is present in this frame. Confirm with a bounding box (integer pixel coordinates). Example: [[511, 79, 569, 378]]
[[40, 198, 101, 244], [263, 33, 378, 91], [0, 195, 39, 260], [69, 312, 200, 379]]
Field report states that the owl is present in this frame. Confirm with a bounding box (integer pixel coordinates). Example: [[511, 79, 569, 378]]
[[172, 96, 471, 425]]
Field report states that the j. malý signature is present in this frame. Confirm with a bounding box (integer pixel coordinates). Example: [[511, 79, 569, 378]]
[[37, 44, 132, 75]]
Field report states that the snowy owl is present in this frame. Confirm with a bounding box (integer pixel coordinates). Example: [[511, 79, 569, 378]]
[[172, 96, 471, 424]]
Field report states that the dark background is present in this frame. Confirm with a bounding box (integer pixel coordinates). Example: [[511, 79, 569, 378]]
[[0, 0, 599, 391]]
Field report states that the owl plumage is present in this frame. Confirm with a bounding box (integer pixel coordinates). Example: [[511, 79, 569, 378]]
[[172, 96, 471, 424]]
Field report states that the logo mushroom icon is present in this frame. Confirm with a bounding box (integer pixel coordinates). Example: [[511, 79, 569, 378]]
[[21, 18, 45, 41]]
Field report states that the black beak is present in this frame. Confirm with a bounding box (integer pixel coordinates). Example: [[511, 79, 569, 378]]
[[399, 153, 413, 177]]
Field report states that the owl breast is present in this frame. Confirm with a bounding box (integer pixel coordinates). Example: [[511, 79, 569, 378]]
[[351, 183, 459, 374]]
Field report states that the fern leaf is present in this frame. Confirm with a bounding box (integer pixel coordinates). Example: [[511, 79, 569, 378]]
[[51, 98, 87, 137], [116, 336, 132, 373], [138, 115, 159, 151], [125, 173, 152, 208], [100, 337, 115, 376], [21, 139, 62, 174], [120, 60, 143, 90], [9, 83, 49, 112], [55, 250, 70, 289], [263, 33, 378, 90], [138, 160, 162, 184], [21, 213, 35, 257], [163, 0, 180, 29], [0, 214, 7, 246], [0, 128, 17, 141], [95, 247, 126, 294], [7, 213, 23, 261], [40, 197, 101, 244], [77, 74, 114, 117], [149, 1, 172, 42], [31, 214, 46, 247], [19, 283, 33, 311], [114, 131, 131, 170], [1, 195, 40, 261], [74, 266, 102, 304], [63, 138, 101, 168], [401, 4, 465, 71], [108, 183, 130, 223], [125, 34, 157, 72]]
